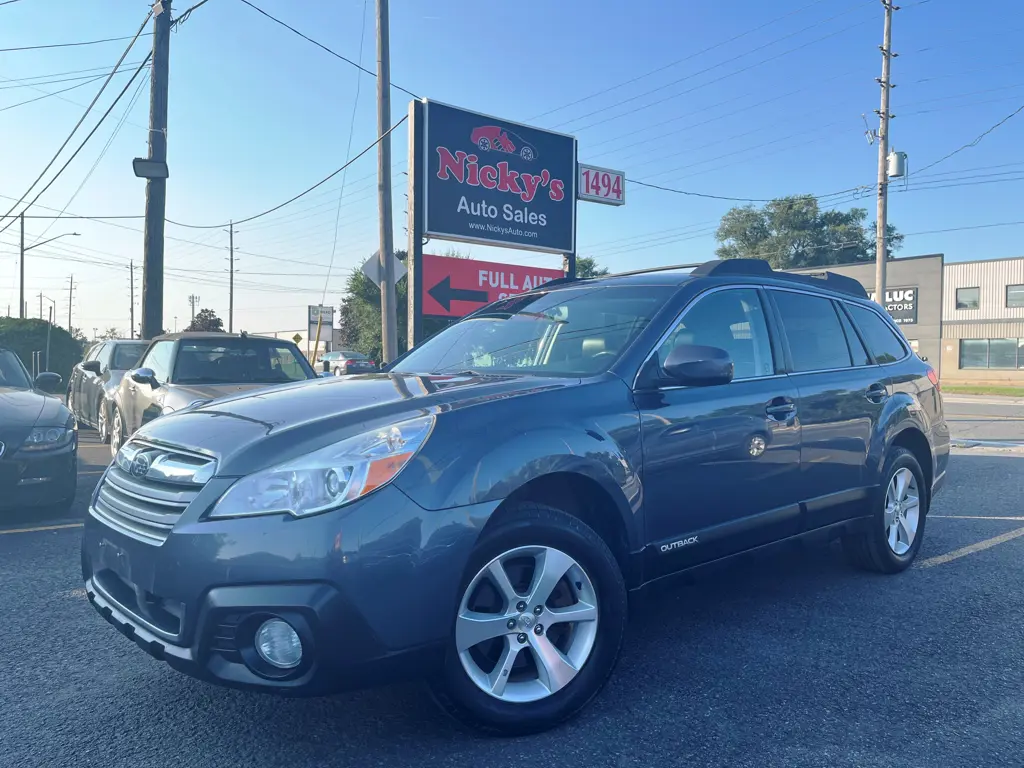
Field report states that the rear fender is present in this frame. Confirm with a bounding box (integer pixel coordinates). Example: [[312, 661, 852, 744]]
[[871, 390, 931, 484]]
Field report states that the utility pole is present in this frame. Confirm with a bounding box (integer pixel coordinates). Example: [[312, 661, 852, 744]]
[[38, 292, 43, 319], [874, 0, 897, 308], [67, 274, 74, 331], [129, 260, 135, 339], [141, 0, 172, 339], [18, 213, 24, 318], [188, 293, 200, 324], [226, 220, 236, 333], [376, 0, 397, 363]]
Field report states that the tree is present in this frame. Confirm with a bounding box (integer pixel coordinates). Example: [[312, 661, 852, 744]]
[[70, 327, 89, 344], [0, 318, 84, 384], [575, 256, 609, 278], [99, 327, 123, 340], [185, 308, 224, 333], [714, 196, 904, 269]]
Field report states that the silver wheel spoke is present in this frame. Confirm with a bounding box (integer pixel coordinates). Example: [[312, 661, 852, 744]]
[[487, 560, 520, 605], [903, 495, 920, 515], [895, 470, 908, 502], [487, 638, 521, 697], [456, 611, 513, 652], [529, 633, 578, 694], [526, 548, 574, 608], [546, 601, 597, 627], [883, 504, 896, 529], [888, 522, 899, 551]]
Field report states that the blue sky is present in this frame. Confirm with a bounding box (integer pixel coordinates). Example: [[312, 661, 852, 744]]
[[1, 0, 1022, 336]]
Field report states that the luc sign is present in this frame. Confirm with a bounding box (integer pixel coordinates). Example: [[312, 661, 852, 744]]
[[869, 287, 918, 324]]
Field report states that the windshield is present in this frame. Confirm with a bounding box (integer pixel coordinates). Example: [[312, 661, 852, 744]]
[[0, 350, 31, 389], [172, 339, 315, 384], [393, 285, 673, 376], [111, 343, 147, 370]]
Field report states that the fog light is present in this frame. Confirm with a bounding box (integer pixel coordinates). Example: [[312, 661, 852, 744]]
[[255, 618, 302, 669]]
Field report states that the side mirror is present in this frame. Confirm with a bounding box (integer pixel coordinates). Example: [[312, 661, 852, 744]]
[[35, 371, 63, 393], [82, 360, 102, 374], [130, 367, 158, 387], [662, 344, 734, 387]]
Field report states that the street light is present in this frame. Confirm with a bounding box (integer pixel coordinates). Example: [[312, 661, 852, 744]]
[[19, 230, 81, 319]]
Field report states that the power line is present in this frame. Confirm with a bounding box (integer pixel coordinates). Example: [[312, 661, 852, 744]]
[[0, 10, 153, 235], [165, 114, 408, 228], [0, 74, 111, 113], [0, 33, 152, 53], [552, 3, 873, 131], [527, 0, 833, 121], [237, 0, 419, 98], [0, 61, 147, 86], [323, 0, 369, 305], [915, 104, 1024, 174]]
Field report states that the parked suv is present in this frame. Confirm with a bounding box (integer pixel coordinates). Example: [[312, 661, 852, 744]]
[[68, 339, 147, 444], [82, 259, 949, 735]]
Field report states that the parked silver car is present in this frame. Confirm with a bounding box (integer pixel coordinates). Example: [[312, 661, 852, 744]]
[[109, 332, 318, 456], [319, 349, 377, 376], [68, 339, 148, 443]]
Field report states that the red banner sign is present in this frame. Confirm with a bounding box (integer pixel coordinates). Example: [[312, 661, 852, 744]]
[[422, 253, 565, 317]]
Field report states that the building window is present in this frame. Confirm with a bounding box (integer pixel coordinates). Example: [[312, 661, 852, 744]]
[[959, 338, 1024, 369], [956, 287, 980, 310], [1007, 284, 1024, 309]]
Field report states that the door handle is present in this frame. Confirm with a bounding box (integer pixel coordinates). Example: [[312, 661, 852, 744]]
[[765, 397, 797, 421], [866, 383, 889, 403]]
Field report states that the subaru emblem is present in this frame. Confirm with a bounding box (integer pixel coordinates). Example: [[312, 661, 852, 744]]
[[129, 452, 151, 478]]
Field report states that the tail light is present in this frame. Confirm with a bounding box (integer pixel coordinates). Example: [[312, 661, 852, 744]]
[[369, 360, 376, 366], [926, 366, 940, 391]]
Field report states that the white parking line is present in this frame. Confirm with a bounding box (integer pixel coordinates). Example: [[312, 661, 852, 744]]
[[918, 526, 1024, 569], [0, 522, 84, 536], [931, 515, 1024, 521]]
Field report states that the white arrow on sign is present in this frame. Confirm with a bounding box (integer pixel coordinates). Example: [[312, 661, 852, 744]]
[[361, 250, 407, 287]]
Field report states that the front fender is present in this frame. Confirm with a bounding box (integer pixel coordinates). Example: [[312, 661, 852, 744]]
[[396, 421, 643, 549]]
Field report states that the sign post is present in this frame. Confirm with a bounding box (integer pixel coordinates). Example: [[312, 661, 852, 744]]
[[407, 99, 425, 347]]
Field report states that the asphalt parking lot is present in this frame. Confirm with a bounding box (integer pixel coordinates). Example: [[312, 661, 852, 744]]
[[2, 436, 1023, 767]]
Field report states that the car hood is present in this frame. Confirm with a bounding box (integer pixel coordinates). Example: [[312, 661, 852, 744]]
[[134, 372, 575, 475], [169, 382, 280, 402], [0, 387, 71, 451]]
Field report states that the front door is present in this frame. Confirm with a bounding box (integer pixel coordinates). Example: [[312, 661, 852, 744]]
[[767, 289, 884, 529], [126, 340, 174, 434], [637, 287, 803, 578]]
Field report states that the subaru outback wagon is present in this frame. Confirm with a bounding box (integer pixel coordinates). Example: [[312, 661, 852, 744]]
[[82, 259, 949, 735]]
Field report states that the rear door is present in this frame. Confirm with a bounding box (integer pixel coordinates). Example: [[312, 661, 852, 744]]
[[74, 343, 103, 424], [637, 286, 803, 577], [83, 343, 112, 427], [767, 289, 886, 529]]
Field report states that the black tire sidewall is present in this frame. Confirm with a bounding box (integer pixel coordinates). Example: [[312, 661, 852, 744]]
[[435, 505, 627, 734], [873, 448, 928, 569]]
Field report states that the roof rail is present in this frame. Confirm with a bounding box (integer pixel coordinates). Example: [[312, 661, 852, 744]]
[[691, 258, 869, 299]]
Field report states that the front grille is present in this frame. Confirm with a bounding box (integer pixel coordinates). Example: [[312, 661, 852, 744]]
[[91, 442, 214, 545]]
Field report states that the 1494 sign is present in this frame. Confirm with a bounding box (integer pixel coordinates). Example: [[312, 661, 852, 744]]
[[578, 164, 625, 206]]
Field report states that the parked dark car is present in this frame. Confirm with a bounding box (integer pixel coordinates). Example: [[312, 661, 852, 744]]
[[82, 260, 949, 735], [108, 332, 318, 457], [68, 339, 148, 443], [319, 350, 377, 376], [0, 348, 77, 513]]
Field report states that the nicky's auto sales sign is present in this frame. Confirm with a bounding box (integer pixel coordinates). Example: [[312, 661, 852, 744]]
[[423, 100, 577, 254]]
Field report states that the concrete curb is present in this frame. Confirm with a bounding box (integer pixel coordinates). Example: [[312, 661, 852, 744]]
[[951, 438, 1024, 451]]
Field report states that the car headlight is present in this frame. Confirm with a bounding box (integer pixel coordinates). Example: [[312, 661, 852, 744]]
[[207, 414, 434, 520], [21, 426, 74, 452]]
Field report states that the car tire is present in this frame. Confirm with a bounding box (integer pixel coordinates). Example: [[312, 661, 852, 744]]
[[333, 367, 342, 377], [96, 398, 110, 444], [843, 447, 928, 574], [430, 502, 627, 735], [109, 405, 126, 458]]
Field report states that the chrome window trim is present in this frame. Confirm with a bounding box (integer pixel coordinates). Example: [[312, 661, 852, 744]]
[[632, 283, 780, 390]]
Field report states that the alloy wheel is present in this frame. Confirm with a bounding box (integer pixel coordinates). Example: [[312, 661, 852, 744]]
[[456, 545, 599, 703], [97, 402, 108, 442], [110, 408, 123, 458], [884, 467, 920, 556]]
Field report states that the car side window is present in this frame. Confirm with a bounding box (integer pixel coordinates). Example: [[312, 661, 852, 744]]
[[141, 341, 174, 382], [97, 343, 114, 369], [771, 290, 853, 372], [836, 305, 872, 366], [656, 288, 775, 380], [85, 343, 104, 362], [847, 304, 908, 364]]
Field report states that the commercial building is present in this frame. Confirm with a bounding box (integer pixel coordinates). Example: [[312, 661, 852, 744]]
[[791, 254, 1024, 385]]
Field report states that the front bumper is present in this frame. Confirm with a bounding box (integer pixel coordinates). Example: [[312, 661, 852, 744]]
[[0, 439, 77, 509], [81, 482, 497, 695]]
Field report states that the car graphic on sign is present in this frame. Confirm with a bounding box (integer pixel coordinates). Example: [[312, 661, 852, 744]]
[[470, 125, 538, 161]]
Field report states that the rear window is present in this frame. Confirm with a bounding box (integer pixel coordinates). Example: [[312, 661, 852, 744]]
[[342, 351, 368, 360], [847, 304, 908, 364], [111, 343, 147, 370], [172, 339, 314, 384], [771, 291, 852, 372]]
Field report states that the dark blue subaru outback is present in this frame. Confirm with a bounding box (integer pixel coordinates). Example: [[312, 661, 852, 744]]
[[82, 259, 949, 734]]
